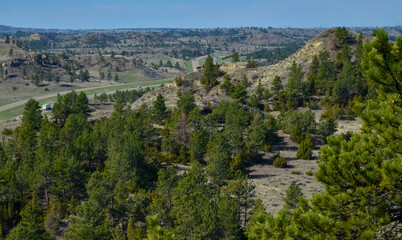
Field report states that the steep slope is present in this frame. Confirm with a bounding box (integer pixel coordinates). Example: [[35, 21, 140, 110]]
[[0, 43, 177, 106], [132, 28, 364, 110], [221, 27, 364, 91], [132, 71, 233, 110]]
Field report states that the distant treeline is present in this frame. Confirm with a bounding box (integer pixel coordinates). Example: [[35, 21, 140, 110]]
[[243, 42, 304, 64], [94, 87, 151, 104]]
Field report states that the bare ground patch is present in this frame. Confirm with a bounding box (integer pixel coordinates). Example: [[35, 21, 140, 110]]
[[247, 130, 323, 215], [247, 116, 362, 215]]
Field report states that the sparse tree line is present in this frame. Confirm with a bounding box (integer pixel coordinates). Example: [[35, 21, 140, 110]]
[[0, 29, 400, 240], [94, 88, 151, 105], [150, 59, 181, 71], [243, 41, 305, 65]]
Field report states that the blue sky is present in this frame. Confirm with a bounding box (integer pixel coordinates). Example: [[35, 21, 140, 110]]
[[0, 0, 401, 29]]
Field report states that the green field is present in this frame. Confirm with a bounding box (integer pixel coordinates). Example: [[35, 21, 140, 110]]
[[0, 96, 58, 121], [0, 79, 171, 121], [115, 70, 153, 83], [198, 58, 205, 67], [197, 56, 222, 66], [186, 61, 193, 73], [216, 59, 223, 64]]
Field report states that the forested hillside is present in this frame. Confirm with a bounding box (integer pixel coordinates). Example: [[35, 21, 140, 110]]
[[0, 29, 400, 240]]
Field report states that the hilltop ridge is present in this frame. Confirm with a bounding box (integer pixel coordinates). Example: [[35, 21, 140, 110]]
[[132, 28, 366, 110], [221, 27, 365, 91]]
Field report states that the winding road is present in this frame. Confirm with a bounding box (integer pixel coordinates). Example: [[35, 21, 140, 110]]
[[0, 81, 166, 116]]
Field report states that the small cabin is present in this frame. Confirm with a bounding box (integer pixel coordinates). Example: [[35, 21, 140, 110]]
[[42, 104, 51, 110]]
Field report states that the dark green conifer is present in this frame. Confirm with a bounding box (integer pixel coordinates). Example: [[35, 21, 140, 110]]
[[153, 94, 166, 122], [289, 120, 304, 144], [7, 197, 51, 240], [283, 181, 303, 210], [296, 133, 314, 159]]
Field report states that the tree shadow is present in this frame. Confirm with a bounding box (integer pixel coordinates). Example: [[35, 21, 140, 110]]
[[275, 146, 299, 152], [250, 173, 276, 179]]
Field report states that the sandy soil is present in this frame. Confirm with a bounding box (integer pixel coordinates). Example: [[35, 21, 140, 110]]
[[248, 116, 362, 215], [248, 130, 323, 214]]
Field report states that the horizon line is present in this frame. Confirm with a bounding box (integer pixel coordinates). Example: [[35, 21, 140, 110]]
[[1, 24, 401, 32]]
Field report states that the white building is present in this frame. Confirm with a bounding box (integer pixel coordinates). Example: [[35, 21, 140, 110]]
[[42, 104, 51, 110]]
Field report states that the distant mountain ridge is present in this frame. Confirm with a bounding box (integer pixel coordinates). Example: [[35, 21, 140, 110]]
[[0, 25, 62, 34], [1, 24, 401, 34]]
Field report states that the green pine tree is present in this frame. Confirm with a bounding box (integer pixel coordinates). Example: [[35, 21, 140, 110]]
[[230, 153, 245, 175], [231, 52, 239, 63], [289, 120, 304, 144], [150, 166, 179, 227], [65, 198, 111, 240], [146, 215, 175, 240], [206, 133, 231, 186], [271, 75, 283, 95], [153, 94, 167, 122], [317, 115, 337, 143], [172, 162, 216, 239], [246, 199, 266, 235], [76, 92, 90, 118], [296, 133, 314, 159], [248, 94, 260, 109], [247, 113, 266, 160], [200, 55, 220, 90], [176, 91, 196, 115], [7, 197, 51, 240], [111, 226, 126, 240], [188, 128, 208, 163], [22, 99, 42, 130], [256, 80, 264, 99], [127, 217, 146, 240], [286, 61, 304, 94], [283, 181, 303, 210]]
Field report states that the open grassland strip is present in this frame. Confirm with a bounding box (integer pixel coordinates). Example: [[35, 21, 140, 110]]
[[0, 79, 171, 121], [0, 106, 25, 121], [0, 90, 72, 107], [186, 61, 193, 73], [81, 79, 170, 95], [115, 70, 149, 83], [0, 96, 58, 121], [198, 57, 205, 67]]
